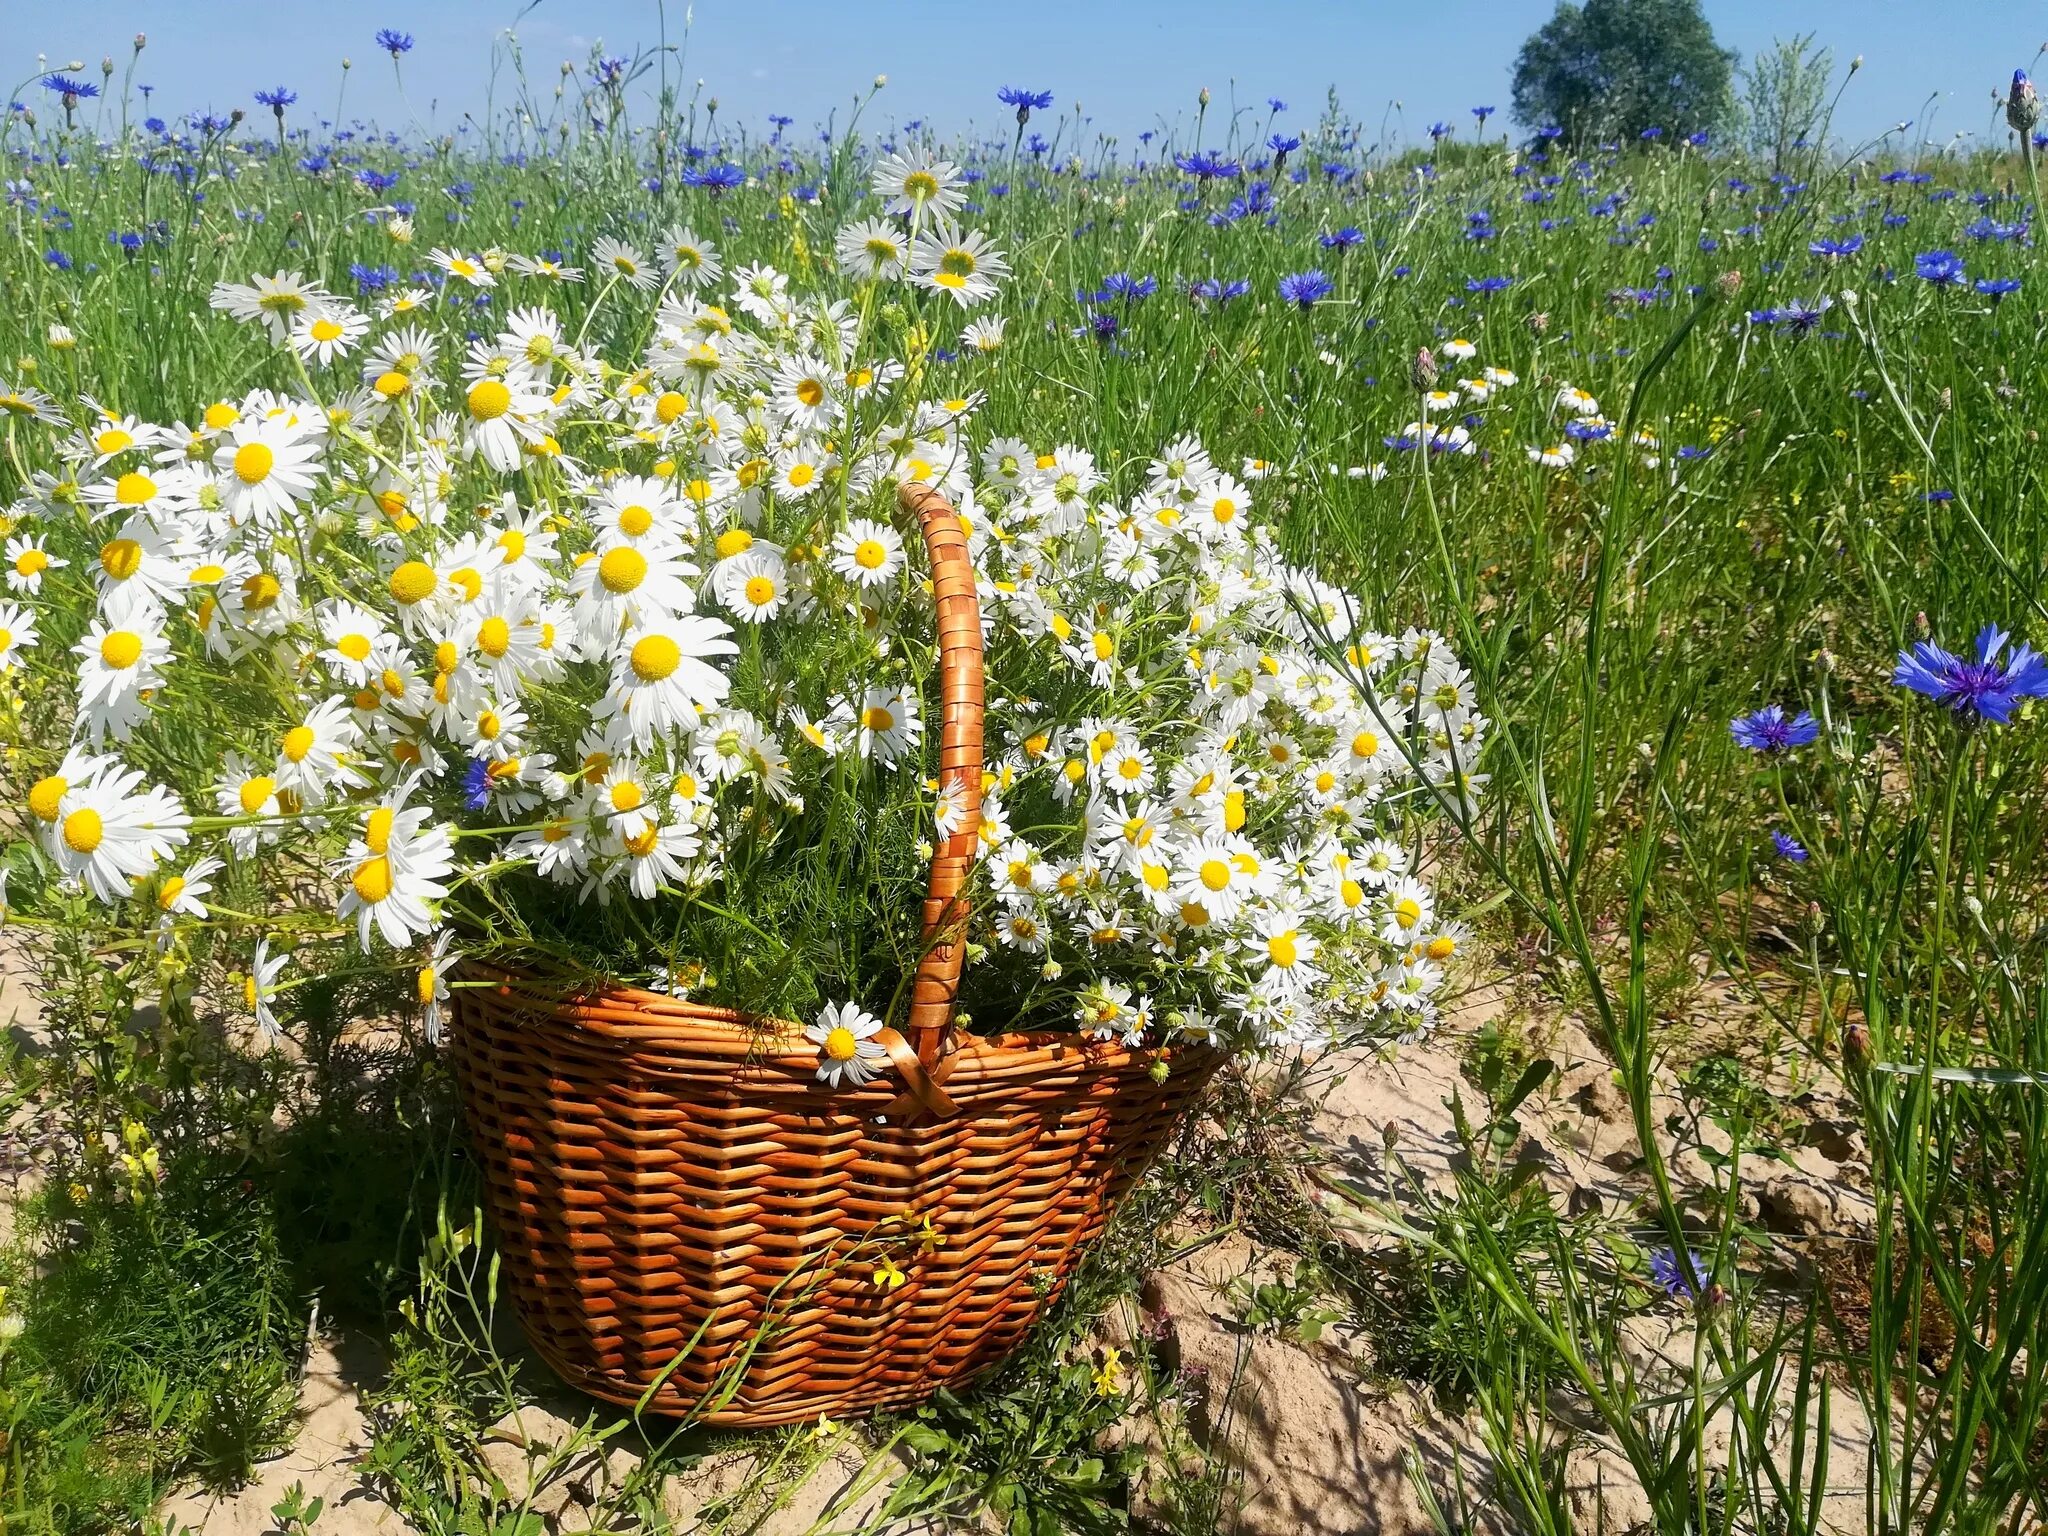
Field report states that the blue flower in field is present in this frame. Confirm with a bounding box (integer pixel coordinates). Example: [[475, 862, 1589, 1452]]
[[1537, 124, 1564, 139], [997, 86, 1055, 118], [375, 28, 415, 56], [462, 758, 492, 812], [1975, 276, 2022, 299], [1267, 97, 1288, 112], [1687, 130, 1711, 147], [1894, 623, 2048, 724], [1268, 133, 1301, 157], [357, 168, 400, 193], [1189, 277, 1250, 306], [1466, 275, 1512, 293], [1428, 121, 1454, 140], [1640, 125, 1664, 140], [682, 163, 746, 192], [1472, 105, 1495, 125], [254, 86, 297, 110], [1731, 705, 1819, 753], [45, 248, 71, 270], [1771, 830, 1810, 862], [1277, 269, 1333, 310], [1915, 249, 1966, 285], [1649, 1247, 1707, 1299], [1675, 445, 1709, 460], [1174, 150, 1240, 180], [1086, 310, 1120, 343], [43, 74, 98, 103], [1809, 235, 1863, 258], [1320, 226, 1364, 250], [590, 56, 629, 88], [1100, 272, 1156, 301]]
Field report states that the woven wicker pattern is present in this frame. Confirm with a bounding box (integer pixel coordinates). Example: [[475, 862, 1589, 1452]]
[[450, 484, 1222, 1425]]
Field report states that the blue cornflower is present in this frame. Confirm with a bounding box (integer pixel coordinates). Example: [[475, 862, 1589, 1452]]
[[1428, 120, 1454, 140], [45, 248, 72, 269], [1472, 105, 1495, 125], [1915, 249, 1965, 285], [1268, 97, 1288, 112], [43, 74, 99, 101], [1730, 705, 1820, 753], [1100, 272, 1157, 301], [375, 28, 414, 56], [1087, 310, 1120, 343], [462, 758, 492, 811], [997, 86, 1055, 120], [357, 168, 400, 193], [1189, 277, 1250, 306], [1975, 276, 2022, 298], [1277, 269, 1333, 309], [1268, 133, 1302, 157], [1466, 275, 1512, 293], [1675, 445, 1710, 460], [1649, 1247, 1707, 1299], [1893, 623, 2048, 724], [254, 86, 297, 109], [591, 56, 629, 88], [1772, 830, 1810, 863], [1640, 125, 1664, 140], [1319, 226, 1364, 250], [682, 163, 746, 192], [1809, 235, 1863, 258]]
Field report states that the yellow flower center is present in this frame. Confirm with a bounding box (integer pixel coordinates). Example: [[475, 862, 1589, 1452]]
[[476, 710, 502, 740], [189, 562, 226, 584], [389, 561, 439, 605], [242, 572, 282, 610], [823, 1025, 859, 1061], [366, 806, 395, 854], [1199, 859, 1232, 892], [204, 402, 239, 430], [609, 781, 644, 812], [476, 617, 512, 657], [233, 442, 275, 484], [1427, 935, 1457, 962], [115, 471, 157, 505], [598, 547, 648, 594], [14, 548, 49, 577], [100, 539, 144, 580], [795, 377, 825, 408], [862, 705, 896, 732], [351, 856, 393, 903], [157, 876, 187, 911], [623, 825, 660, 857], [281, 725, 317, 763], [467, 379, 512, 420], [743, 574, 777, 606], [337, 633, 373, 662], [495, 529, 527, 562], [654, 391, 688, 424], [63, 807, 104, 854], [630, 634, 681, 682], [618, 504, 654, 536], [715, 528, 753, 559], [238, 775, 276, 813], [310, 317, 344, 343], [373, 370, 411, 398], [854, 539, 887, 570], [1393, 897, 1423, 930], [96, 428, 134, 455], [99, 630, 144, 669], [29, 775, 67, 822], [786, 462, 816, 489], [1268, 932, 1300, 967]]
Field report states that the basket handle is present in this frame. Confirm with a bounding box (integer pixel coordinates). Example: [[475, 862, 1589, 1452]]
[[899, 481, 984, 1067]]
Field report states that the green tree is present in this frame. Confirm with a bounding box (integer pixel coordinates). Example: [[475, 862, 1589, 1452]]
[[1510, 0, 1737, 147], [1740, 33, 1834, 173]]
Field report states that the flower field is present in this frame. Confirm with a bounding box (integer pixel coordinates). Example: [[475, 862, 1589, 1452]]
[[3, 23, 2048, 1536]]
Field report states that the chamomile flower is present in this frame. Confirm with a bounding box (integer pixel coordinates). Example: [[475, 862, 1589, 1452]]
[[243, 937, 289, 1041], [5, 534, 65, 594], [591, 236, 659, 291], [430, 248, 496, 288], [835, 217, 910, 280], [839, 684, 922, 766], [659, 225, 723, 287], [209, 270, 330, 341], [807, 1001, 888, 1088], [829, 518, 906, 588], [289, 303, 370, 365], [600, 617, 739, 744], [337, 795, 455, 951], [273, 696, 366, 804], [910, 222, 1008, 307], [871, 147, 966, 219], [717, 549, 790, 622], [73, 617, 170, 741], [0, 600, 36, 670], [45, 771, 191, 903], [213, 418, 321, 524]]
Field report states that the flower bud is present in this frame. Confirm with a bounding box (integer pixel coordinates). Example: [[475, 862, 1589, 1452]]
[[1409, 346, 1439, 391], [873, 74, 888, 89], [134, 33, 147, 50], [1526, 311, 1549, 335], [1716, 269, 1743, 297], [101, 55, 114, 77], [1199, 87, 1211, 108], [2010, 69, 2041, 135]]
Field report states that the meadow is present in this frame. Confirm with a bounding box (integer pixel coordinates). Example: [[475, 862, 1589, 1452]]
[[2, 31, 2048, 1536]]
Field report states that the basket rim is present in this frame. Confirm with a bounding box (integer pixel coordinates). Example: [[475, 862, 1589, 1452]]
[[453, 958, 1217, 1077]]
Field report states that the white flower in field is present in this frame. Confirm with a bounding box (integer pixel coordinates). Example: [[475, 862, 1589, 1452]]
[[731, 262, 793, 325], [770, 354, 838, 434], [209, 270, 331, 341], [317, 600, 392, 686], [273, 696, 365, 805], [381, 286, 436, 318], [244, 937, 289, 1042], [1420, 388, 1461, 414], [496, 306, 570, 380], [834, 216, 909, 280], [153, 854, 222, 927], [1378, 875, 1435, 947], [871, 146, 966, 219], [289, 302, 370, 365], [568, 540, 699, 644], [1556, 384, 1601, 417], [452, 694, 529, 760], [5, 534, 65, 594], [772, 444, 833, 500], [1527, 442, 1575, 469], [459, 374, 549, 473], [1246, 904, 1321, 993], [1483, 365, 1518, 388], [90, 518, 191, 620], [415, 930, 459, 1043], [336, 791, 455, 951], [72, 617, 169, 742], [600, 617, 739, 745], [829, 517, 906, 589], [1075, 980, 1135, 1042], [81, 459, 197, 522], [0, 378, 64, 425], [71, 411, 165, 469], [591, 236, 658, 292], [1188, 475, 1251, 542], [910, 222, 1008, 308], [591, 475, 685, 549], [0, 599, 37, 671], [807, 1001, 888, 1088], [1440, 337, 1477, 360], [505, 251, 584, 283], [658, 225, 722, 288], [212, 417, 320, 525], [430, 248, 496, 288], [43, 768, 190, 903], [837, 684, 922, 766], [25, 747, 115, 838], [1174, 834, 1264, 926], [717, 548, 789, 623], [606, 813, 703, 899], [961, 315, 1005, 354]]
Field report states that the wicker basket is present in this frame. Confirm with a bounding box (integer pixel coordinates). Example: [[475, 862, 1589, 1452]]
[[450, 483, 1223, 1426]]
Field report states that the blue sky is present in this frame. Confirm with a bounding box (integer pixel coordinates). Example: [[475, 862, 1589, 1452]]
[[17, 2, 2040, 152]]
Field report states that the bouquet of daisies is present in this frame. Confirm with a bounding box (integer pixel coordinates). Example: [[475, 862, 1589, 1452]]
[[0, 152, 1480, 1082]]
